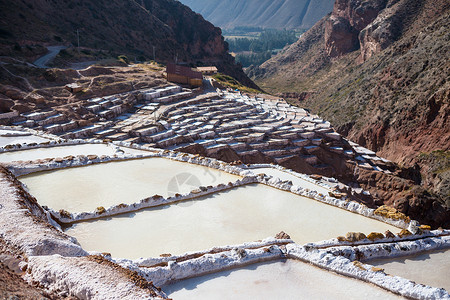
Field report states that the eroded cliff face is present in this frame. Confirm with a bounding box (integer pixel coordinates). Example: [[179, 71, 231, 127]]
[[323, 0, 447, 62], [325, 0, 387, 57], [142, 0, 226, 59], [252, 0, 450, 228]]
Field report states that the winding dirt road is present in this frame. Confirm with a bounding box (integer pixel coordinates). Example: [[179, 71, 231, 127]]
[[33, 46, 67, 68]]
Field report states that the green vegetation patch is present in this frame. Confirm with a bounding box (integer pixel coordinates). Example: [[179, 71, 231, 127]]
[[213, 73, 260, 94], [226, 28, 299, 67], [418, 150, 450, 175]]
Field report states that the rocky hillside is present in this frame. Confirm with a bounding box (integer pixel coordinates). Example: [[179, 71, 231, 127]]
[[179, 0, 334, 29], [0, 0, 254, 87], [250, 0, 450, 227]]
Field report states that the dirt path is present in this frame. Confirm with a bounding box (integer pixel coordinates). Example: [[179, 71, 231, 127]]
[[33, 46, 67, 68], [203, 77, 216, 92]]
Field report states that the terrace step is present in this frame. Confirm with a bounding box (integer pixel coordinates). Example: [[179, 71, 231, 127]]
[[156, 135, 185, 148], [60, 122, 112, 139], [205, 143, 228, 154], [36, 114, 66, 126], [261, 149, 291, 157], [22, 110, 57, 121], [194, 139, 216, 147], [47, 120, 78, 134], [274, 154, 296, 164], [105, 132, 130, 141], [292, 139, 310, 147]]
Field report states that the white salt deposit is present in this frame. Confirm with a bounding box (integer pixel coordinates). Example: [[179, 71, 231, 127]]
[[21, 157, 239, 212], [0, 134, 50, 147], [25, 255, 164, 300], [0, 129, 23, 135], [0, 143, 137, 163], [250, 166, 331, 194], [163, 260, 401, 300], [370, 249, 450, 291], [66, 184, 398, 259]]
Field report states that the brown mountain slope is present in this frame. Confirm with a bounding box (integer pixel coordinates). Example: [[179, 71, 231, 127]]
[[250, 0, 450, 225], [0, 0, 255, 87], [179, 0, 334, 29]]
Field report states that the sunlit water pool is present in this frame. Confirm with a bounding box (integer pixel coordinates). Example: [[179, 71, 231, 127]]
[[0, 132, 50, 148], [66, 184, 399, 259], [21, 157, 239, 212], [0, 143, 146, 163], [163, 260, 401, 300], [369, 249, 450, 291]]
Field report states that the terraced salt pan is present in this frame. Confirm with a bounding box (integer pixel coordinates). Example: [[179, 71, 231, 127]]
[[21, 157, 240, 212], [66, 184, 398, 259], [370, 249, 450, 291], [0, 133, 50, 147], [0, 129, 32, 135], [0, 143, 144, 163], [163, 260, 401, 300], [250, 167, 331, 194]]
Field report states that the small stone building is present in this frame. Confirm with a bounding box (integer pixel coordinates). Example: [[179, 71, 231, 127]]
[[64, 83, 83, 93], [196, 66, 218, 75], [166, 63, 203, 87]]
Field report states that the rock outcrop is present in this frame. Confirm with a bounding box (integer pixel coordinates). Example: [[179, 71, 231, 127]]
[[325, 0, 388, 57]]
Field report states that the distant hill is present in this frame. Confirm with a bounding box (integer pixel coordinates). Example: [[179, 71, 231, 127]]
[[0, 0, 255, 87], [250, 0, 450, 227], [178, 0, 334, 29]]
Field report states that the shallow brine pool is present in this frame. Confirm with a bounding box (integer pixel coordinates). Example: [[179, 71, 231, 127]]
[[0, 132, 50, 148], [21, 157, 239, 213], [163, 260, 401, 299], [369, 249, 450, 291], [66, 184, 398, 259], [0, 143, 145, 163]]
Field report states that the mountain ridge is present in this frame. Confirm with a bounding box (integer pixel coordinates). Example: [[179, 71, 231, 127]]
[[178, 0, 334, 29]]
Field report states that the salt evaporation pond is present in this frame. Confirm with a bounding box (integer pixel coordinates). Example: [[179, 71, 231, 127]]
[[251, 167, 331, 194], [66, 184, 398, 259], [0, 143, 145, 163], [164, 260, 401, 300], [21, 157, 240, 212], [369, 249, 450, 291], [0, 131, 50, 147]]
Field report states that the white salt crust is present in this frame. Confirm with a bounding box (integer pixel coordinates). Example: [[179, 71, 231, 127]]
[[325, 232, 450, 262], [24, 255, 165, 300], [306, 229, 450, 250], [112, 238, 290, 287], [115, 238, 294, 269], [244, 163, 338, 191]]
